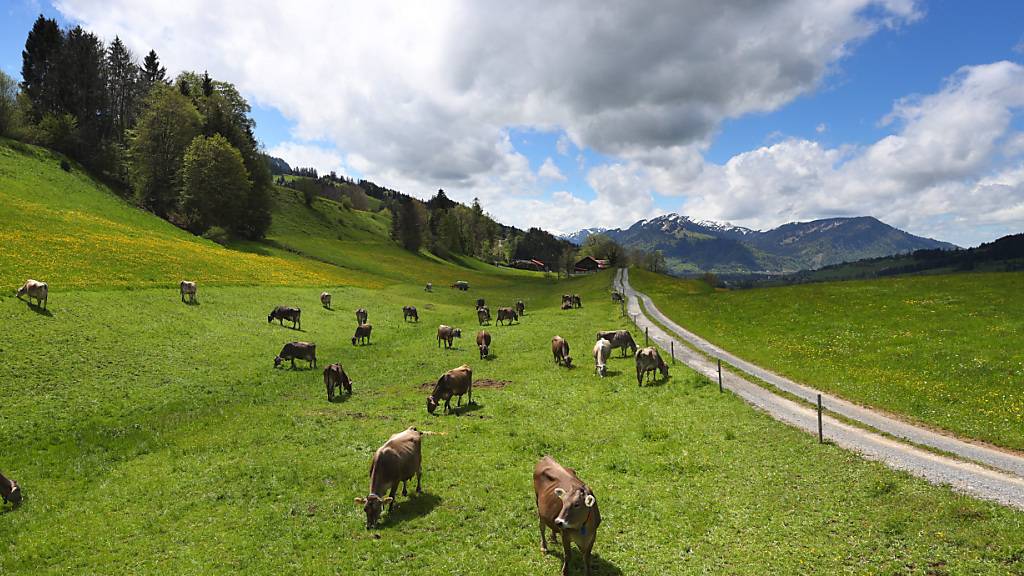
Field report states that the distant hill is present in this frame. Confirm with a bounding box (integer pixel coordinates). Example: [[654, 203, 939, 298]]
[[564, 214, 957, 275], [560, 227, 608, 245], [266, 155, 292, 175]]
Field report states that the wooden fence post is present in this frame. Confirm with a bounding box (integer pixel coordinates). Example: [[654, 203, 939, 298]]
[[817, 394, 823, 444], [645, 327, 649, 346], [671, 341, 675, 364], [717, 359, 722, 393]]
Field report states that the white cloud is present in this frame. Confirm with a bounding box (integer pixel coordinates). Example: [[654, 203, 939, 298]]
[[267, 142, 347, 176], [555, 134, 572, 156], [815, 123, 827, 133], [679, 62, 1024, 246], [54, 0, 919, 225], [538, 157, 566, 181]]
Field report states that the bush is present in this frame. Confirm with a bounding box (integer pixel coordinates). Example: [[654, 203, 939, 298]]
[[60, 159, 71, 172]]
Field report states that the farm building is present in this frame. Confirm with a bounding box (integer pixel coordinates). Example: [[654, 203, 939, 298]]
[[511, 259, 547, 272], [574, 256, 609, 273]]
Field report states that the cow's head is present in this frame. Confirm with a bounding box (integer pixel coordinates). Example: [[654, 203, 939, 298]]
[[426, 395, 439, 414], [659, 361, 669, 378], [354, 493, 393, 529], [267, 312, 275, 323], [479, 342, 489, 357], [597, 363, 607, 377], [274, 355, 284, 368], [16, 285, 26, 297], [452, 328, 462, 339], [563, 355, 573, 368], [552, 486, 595, 531]]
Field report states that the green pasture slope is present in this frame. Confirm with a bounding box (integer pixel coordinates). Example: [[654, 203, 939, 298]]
[[1, 141, 1023, 574], [631, 267, 1024, 451]]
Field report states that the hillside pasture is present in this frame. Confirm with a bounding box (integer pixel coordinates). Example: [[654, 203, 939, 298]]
[[630, 267, 1024, 451]]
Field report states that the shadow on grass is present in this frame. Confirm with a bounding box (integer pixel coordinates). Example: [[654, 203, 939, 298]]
[[545, 549, 623, 576], [601, 369, 623, 378], [26, 303, 54, 317], [380, 492, 442, 529], [446, 402, 483, 416], [482, 353, 499, 361], [639, 375, 672, 388], [328, 392, 352, 404], [181, 300, 201, 307]]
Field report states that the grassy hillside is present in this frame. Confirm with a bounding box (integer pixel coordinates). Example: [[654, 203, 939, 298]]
[[631, 267, 1024, 450], [1, 141, 1023, 574]]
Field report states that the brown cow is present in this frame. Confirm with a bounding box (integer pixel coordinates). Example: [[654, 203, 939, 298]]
[[355, 427, 423, 529], [496, 307, 518, 325], [352, 323, 372, 346], [427, 364, 473, 414], [551, 336, 572, 367], [0, 471, 22, 506], [437, 324, 462, 348], [596, 330, 637, 357], [533, 455, 601, 576], [403, 305, 419, 322], [571, 294, 582, 308], [516, 299, 525, 316], [17, 279, 48, 309], [477, 306, 491, 325], [476, 330, 491, 359], [268, 306, 301, 330], [275, 342, 316, 369], [320, 291, 332, 309], [561, 294, 572, 308], [355, 308, 368, 325], [323, 363, 352, 400], [635, 347, 669, 386]]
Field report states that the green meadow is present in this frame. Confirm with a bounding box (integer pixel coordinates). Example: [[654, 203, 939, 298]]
[[630, 267, 1024, 451], [1, 141, 1023, 574]]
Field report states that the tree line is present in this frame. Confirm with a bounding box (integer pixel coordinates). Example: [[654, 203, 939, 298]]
[[1, 16, 271, 239]]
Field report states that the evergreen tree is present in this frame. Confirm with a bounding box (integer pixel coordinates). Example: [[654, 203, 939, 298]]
[[105, 36, 140, 142], [20, 15, 63, 121], [0, 70, 19, 137], [55, 26, 108, 150], [141, 49, 167, 86], [201, 71, 213, 97]]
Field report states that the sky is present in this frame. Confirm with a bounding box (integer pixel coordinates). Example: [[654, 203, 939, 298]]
[[3, 1, 1024, 246]]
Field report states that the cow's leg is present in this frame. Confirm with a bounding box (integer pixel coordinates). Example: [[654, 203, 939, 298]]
[[456, 394, 462, 407], [539, 519, 548, 553], [290, 358, 296, 369], [468, 384, 474, 405], [561, 532, 572, 576], [415, 468, 422, 494], [582, 541, 594, 576], [401, 480, 408, 497], [387, 485, 398, 513], [326, 380, 333, 401]]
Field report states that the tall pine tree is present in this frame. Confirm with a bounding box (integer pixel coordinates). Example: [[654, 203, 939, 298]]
[[105, 36, 139, 142], [20, 15, 63, 121], [141, 49, 167, 87]]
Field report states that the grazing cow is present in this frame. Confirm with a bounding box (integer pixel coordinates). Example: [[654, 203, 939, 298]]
[[496, 307, 518, 326], [572, 294, 582, 308], [425, 282, 433, 292], [320, 291, 332, 309], [16, 279, 48, 309], [452, 281, 469, 291], [427, 364, 473, 414], [592, 338, 611, 377], [551, 336, 572, 367], [267, 306, 301, 330], [596, 330, 638, 357], [533, 456, 601, 576], [635, 347, 669, 386], [437, 324, 462, 349], [516, 299, 525, 317], [0, 471, 22, 506], [355, 308, 368, 325], [324, 363, 352, 400], [179, 280, 196, 304], [610, 292, 623, 303], [561, 294, 573, 308], [561, 301, 572, 310], [476, 330, 491, 359], [355, 427, 423, 529], [477, 306, 491, 325], [275, 341, 316, 369], [352, 323, 373, 346], [403, 305, 419, 322], [476, 298, 486, 308]]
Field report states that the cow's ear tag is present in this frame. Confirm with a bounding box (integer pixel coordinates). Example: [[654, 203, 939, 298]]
[[553, 488, 567, 500], [585, 494, 596, 507]]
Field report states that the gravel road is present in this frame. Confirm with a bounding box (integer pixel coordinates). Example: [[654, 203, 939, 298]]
[[616, 268, 1024, 510]]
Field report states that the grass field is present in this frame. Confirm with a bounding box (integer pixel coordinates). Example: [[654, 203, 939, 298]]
[[1, 141, 1023, 574], [630, 267, 1024, 451]]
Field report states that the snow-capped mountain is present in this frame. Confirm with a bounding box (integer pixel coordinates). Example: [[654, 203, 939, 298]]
[[559, 227, 608, 245]]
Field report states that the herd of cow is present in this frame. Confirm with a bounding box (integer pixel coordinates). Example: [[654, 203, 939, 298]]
[[9, 276, 670, 576]]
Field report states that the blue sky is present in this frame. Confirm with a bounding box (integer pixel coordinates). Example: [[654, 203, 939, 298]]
[[3, 1, 1024, 245]]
